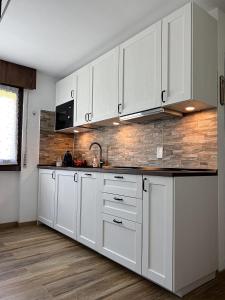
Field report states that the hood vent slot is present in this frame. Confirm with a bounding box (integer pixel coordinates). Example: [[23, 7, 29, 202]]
[[119, 107, 183, 123]]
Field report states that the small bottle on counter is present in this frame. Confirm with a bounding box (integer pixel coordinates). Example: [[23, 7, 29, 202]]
[[56, 156, 62, 167], [92, 155, 99, 168]]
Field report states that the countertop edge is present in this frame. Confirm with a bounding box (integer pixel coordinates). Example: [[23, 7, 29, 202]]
[[37, 165, 218, 177]]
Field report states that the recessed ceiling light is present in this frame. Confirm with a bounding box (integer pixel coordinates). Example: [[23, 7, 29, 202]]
[[185, 106, 195, 112], [113, 122, 120, 126], [74, 130, 79, 133]]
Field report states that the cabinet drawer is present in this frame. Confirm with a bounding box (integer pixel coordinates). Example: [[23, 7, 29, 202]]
[[101, 193, 142, 223], [99, 213, 142, 273], [102, 173, 142, 198]]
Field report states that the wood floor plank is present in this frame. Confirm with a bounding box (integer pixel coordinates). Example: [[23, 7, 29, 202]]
[[0, 224, 224, 300]]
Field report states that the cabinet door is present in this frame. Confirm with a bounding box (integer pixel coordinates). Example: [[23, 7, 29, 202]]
[[38, 169, 55, 228], [119, 21, 161, 116], [99, 213, 142, 273], [54, 171, 78, 239], [77, 172, 100, 250], [76, 65, 92, 126], [162, 3, 191, 105], [56, 72, 76, 106], [142, 176, 173, 291], [91, 48, 119, 122]]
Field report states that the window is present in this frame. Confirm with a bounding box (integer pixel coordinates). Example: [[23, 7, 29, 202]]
[[0, 84, 23, 171]]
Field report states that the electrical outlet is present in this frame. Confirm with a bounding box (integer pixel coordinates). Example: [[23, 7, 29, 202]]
[[157, 146, 163, 159]]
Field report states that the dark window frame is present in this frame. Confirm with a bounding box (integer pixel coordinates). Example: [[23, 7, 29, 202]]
[[0, 84, 23, 171]]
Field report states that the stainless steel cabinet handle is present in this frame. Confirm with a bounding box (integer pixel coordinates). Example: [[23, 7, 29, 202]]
[[114, 175, 124, 179], [52, 171, 56, 180], [85, 113, 88, 122], [84, 173, 92, 176], [113, 197, 123, 201], [161, 90, 167, 103], [74, 173, 78, 182], [88, 113, 92, 121], [118, 103, 122, 114], [113, 219, 123, 225], [143, 178, 148, 192], [71, 90, 74, 99]]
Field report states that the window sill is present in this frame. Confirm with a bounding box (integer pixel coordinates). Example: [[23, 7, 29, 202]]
[[0, 165, 21, 171]]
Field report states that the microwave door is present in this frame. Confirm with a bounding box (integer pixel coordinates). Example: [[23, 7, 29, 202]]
[[56, 100, 74, 130]]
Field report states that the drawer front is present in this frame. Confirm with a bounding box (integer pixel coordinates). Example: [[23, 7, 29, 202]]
[[101, 193, 142, 223], [99, 213, 142, 274], [102, 173, 142, 198]]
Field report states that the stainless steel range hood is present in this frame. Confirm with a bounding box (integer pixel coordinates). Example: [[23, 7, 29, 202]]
[[119, 107, 183, 123]]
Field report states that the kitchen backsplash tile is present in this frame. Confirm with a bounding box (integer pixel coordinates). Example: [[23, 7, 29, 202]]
[[39, 109, 217, 169], [39, 111, 74, 165]]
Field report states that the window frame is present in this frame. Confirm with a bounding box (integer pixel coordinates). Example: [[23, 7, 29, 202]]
[[0, 85, 23, 171]]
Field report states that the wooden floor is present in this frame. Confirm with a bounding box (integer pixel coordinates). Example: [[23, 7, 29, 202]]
[[0, 225, 224, 300]]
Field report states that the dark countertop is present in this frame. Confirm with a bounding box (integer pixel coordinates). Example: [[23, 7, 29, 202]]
[[37, 165, 217, 177]]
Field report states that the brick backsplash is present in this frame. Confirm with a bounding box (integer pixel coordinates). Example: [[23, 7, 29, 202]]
[[39, 109, 217, 169], [39, 111, 74, 165]]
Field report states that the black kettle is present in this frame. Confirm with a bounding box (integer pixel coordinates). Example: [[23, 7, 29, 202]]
[[63, 151, 73, 167]]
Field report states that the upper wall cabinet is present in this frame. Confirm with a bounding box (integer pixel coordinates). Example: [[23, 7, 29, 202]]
[[119, 21, 162, 116], [55, 2, 217, 129], [161, 2, 217, 111], [56, 72, 76, 106], [75, 65, 92, 126], [91, 47, 119, 123]]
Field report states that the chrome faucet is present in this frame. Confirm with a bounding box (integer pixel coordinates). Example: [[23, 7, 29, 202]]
[[89, 142, 103, 168]]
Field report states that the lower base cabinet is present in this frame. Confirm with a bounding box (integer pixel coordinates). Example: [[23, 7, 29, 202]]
[[99, 213, 142, 274], [38, 169, 56, 228], [77, 172, 101, 250], [54, 171, 78, 239], [38, 169, 218, 297], [142, 175, 218, 296], [142, 176, 173, 290]]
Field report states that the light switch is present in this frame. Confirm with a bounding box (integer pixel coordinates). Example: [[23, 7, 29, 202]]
[[157, 146, 163, 159]]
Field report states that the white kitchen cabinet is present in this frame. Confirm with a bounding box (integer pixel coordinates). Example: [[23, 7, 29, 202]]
[[119, 21, 162, 116], [142, 175, 218, 296], [162, 2, 217, 110], [56, 72, 76, 106], [102, 173, 142, 199], [38, 169, 56, 228], [91, 48, 119, 123], [142, 176, 173, 290], [75, 65, 92, 126], [54, 171, 78, 239], [77, 172, 101, 250], [101, 193, 142, 223], [99, 213, 142, 273]]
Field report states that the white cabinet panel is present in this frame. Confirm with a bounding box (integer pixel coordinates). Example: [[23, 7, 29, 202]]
[[56, 72, 76, 106], [101, 193, 142, 223], [38, 169, 55, 228], [77, 172, 100, 250], [99, 213, 142, 273], [119, 21, 161, 115], [102, 173, 142, 199], [91, 48, 119, 122], [162, 4, 191, 105], [76, 65, 92, 126], [54, 171, 78, 239], [142, 176, 173, 291]]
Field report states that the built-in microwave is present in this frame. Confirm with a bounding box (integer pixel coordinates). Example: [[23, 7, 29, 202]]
[[55, 100, 74, 130]]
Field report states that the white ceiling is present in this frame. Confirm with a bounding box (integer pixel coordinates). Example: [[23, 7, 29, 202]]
[[0, 0, 224, 79]]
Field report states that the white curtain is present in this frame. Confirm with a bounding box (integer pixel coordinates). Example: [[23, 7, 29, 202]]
[[0, 84, 19, 165]]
